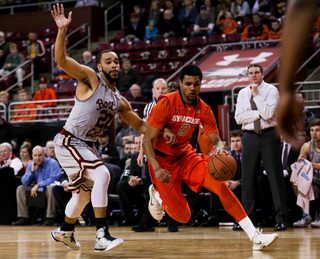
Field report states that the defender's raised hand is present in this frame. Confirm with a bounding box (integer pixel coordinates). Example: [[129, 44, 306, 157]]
[[51, 3, 72, 29]]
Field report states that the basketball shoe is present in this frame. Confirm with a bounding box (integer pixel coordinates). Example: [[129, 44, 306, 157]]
[[50, 228, 81, 250], [95, 226, 124, 252], [252, 228, 279, 250], [148, 184, 164, 221]]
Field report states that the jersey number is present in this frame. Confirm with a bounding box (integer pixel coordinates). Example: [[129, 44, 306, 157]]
[[96, 110, 114, 130], [178, 124, 191, 136]]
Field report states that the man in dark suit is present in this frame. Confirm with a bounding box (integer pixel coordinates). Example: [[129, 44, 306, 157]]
[[257, 139, 300, 228], [120, 13, 145, 43]]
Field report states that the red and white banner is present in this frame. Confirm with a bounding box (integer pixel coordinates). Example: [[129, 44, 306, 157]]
[[199, 48, 280, 92]]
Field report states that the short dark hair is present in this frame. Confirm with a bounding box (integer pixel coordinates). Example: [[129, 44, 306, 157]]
[[97, 49, 116, 64], [296, 91, 305, 99], [310, 118, 320, 128], [179, 64, 202, 81], [247, 64, 263, 74], [230, 129, 243, 138]]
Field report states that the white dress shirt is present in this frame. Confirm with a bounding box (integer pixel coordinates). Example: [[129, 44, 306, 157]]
[[235, 80, 279, 130]]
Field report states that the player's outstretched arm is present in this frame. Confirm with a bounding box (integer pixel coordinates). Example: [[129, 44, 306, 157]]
[[118, 96, 148, 135], [51, 3, 96, 82], [276, 0, 317, 149]]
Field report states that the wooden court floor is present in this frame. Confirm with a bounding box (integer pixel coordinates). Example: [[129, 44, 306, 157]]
[[0, 225, 319, 259]]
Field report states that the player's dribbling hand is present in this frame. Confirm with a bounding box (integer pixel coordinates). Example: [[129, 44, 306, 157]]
[[155, 168, 171, 184], [51, 3, 72, 29]]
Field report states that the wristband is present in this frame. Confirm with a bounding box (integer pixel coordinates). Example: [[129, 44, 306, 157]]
[[154, 167, 161, 172]]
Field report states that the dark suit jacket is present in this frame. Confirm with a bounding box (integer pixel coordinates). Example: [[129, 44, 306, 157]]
[[124, 21, 145, 41], [230, 150, 241, 182], [281, 142, 300, 175]]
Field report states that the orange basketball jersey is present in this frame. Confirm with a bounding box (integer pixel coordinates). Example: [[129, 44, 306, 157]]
[[147, 91, 218, 156]]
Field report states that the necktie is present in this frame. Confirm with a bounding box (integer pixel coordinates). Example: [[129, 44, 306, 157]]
[[282, 144, 289, 170], [250, 95, 261, 133], [237, 153, 241, 178]]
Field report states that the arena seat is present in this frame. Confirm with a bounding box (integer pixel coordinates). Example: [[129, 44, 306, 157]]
[[148, 38, 169, 50], [185, 36, 207, 48]]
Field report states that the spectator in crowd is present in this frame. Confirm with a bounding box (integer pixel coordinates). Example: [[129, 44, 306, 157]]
[[118, 59, 141, 92], [235, 63, 288, 231], [97, 130, 119, 164], [290, 119, 320, 228], [0, 31, 10, 56], [295, 91, 315, 131], [203, 0, 217, 18], [19, 143, 32, 173], [217, 11, 238, 35], [191, 5, 216, 37], [250, 0, 273, 17], [129, 84, 149, 118], [154, 9, 182, 39], [168, 81, 180, 93], [52, 53, 75, 83], [148, 0, 162, 25], [0, 142, 23, 176], [144, 20, 159, 41], [312, 15, 320, 43], [241, 13, 269, 41], [45, 140, 56, 159], [163, 0, 179, 17], [11, 89, 36, 122], [32, 77, 57, 108], [133, 4, 149, 28], [26, 32, 46, 78], [298, 129, 310, 143], [12, 145, 61, 226], [117, 142, 133, 174], [0, 43, 25, 88], [271, 0, 287, 19], [231, 0, 251, 21], [0, 90, 10, 120], [81, 50, 97, 71], [216, 0, 233, 16], [178, 0, 198, 31], [120, 13, 146, 43], [268, 19, 283, 40]]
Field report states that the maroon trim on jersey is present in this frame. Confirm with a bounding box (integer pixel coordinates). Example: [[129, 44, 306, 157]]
[[61, 134, 104, 192]]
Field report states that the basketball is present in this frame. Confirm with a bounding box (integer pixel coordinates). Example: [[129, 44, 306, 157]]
[[207, 153, 237, 181]]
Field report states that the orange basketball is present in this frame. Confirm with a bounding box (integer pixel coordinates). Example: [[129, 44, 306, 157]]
[[207, 153, 237, 181]]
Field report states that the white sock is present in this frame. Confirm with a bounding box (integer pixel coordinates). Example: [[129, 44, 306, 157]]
[[154, 189, 163, 206], [238, 216, 257, 241]]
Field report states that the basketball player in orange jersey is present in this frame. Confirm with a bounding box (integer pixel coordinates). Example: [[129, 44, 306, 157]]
[[143, 64, 279, 250]]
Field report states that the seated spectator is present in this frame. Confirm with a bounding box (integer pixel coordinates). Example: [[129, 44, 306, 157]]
[[0, 31, 10, 56], [26, 32, 46, 78], [148, 0, 162, 25], [45, 140, 56, 159], [0, 49, 5, 69], [191, 5, 216, 37], [81, 50, 97, 71], [0, 43, 25, 88], [298, 129, 311, 143], [129, 84, 149, 118], [11, 89, 36, 122], [32, 77, 57, 108], [218, 11, 238, 35], [154, 9, 182, 39], [203, 0, 217, 18], [19, 143, 32, 173], [144, 20, 159, 41], [0, 90, 10, 120], [271, 0, 287, 20], [52, 53, 76, 83], [178, 0, 198, 31], [133, 4, 149, 28], [0, 142, 23, 176], [97, 130, 119, 164], [241, 13, 269, 41], [117, 142, 133, 174], [312, 15, 320, 43], [295, 91, 315, 131], [117, 59, 141, 92], [12, 145, 61, 226], [120, 13, 146, 43], [291, 119, 320, 228], [231, 0, 251, 21], [268, 19, 282, 40], [163, 0, 179, 17]]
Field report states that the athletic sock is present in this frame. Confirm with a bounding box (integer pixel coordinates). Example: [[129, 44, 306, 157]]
[[60, 221, 75, 231], [96, 218, 107, 231], [238, 216, 256, 241]]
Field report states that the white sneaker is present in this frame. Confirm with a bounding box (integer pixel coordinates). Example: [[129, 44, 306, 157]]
[[95, 227, 124, 252], [311, 212, 320, 228], [148, 184, 164, 221], [293, 214, 312, 228], [50, 227, 81, 250], [252, 228, 279, 251]]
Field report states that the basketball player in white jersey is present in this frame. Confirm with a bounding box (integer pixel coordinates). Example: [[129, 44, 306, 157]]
[[50, 4, 148, 252]]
